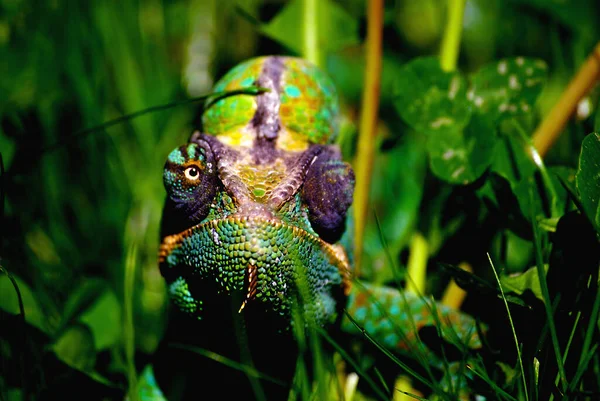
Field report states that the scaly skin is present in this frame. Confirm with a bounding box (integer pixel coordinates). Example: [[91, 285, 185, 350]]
[[147, 56, 480, 400]]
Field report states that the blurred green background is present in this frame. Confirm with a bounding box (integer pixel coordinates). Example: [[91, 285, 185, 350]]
[[1, 0, 599, 399]]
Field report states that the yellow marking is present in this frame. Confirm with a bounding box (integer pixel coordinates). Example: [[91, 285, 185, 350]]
[[276, 128, 310, 152], [214, 127, 255, 148]]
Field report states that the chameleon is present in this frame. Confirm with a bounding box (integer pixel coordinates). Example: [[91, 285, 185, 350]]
[[143, 56, 482, 400]]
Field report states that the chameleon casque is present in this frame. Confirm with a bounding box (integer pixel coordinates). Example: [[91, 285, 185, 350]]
[[146, 56, 482, 400]]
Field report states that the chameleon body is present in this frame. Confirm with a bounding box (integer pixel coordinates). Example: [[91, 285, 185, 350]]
[[150, 56, 481, 400]]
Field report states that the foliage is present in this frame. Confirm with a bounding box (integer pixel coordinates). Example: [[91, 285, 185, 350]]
[[1, 0, 599, 400]]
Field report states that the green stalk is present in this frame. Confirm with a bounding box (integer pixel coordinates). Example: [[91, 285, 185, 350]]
[[512, 121, 560, 218], [0, 152, 4, 249], [344, 313, 439, 396], [566, 282, 600, 395], [466, 363, 518, 401], [549, 311, 580, 400], [353, 0, 384, 274], [488, 254, 529, 401], [440, 0, 466, 71], [124, 241, 138, 400], [530, 193, 568, 392], [172, 343, 287, 385], [302, 0, 320, 67]]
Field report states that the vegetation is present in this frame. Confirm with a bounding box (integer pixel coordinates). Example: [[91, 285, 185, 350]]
[[1, 0, 599, 400]]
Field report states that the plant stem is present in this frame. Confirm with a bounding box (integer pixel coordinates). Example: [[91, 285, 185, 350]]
[[532, 41, 600, 157], [302, 0, 320, 67], [531, 195, 568, 392], [353, 0, 383, 274], [441, 262, 471, 309], [440, 0, 466, 71], [124, 241, 139, 400], [405, 233, 428, 294]]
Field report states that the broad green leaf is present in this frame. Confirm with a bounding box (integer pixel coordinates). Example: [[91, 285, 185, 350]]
[[394, 57, 471, 135], [469, 57, 547, 121], [427, 112, 496, 184], [0, 273, 47, 332], [260, 0, 359, 55], [576, 133, 600, 232], [79, 288, 122, 350], [504, 230, 535, 273], [59, 277, 110, 332], [52, 324, 96, 372], [595, 103, 600, 132], [500, 265, 548, 304]]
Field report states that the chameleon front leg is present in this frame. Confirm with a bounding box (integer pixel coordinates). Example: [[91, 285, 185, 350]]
[[342, 282, 481, 398]]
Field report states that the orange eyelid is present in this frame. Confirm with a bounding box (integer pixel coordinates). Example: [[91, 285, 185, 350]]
[[182, 161, 205, 171]]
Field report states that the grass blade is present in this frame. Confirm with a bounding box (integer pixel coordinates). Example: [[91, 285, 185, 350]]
[[530, 190, 568, 392], [488, 253, 529, 401], [317, 327, 390, 401], [466, 361, 518, 401], [567, 282, 600, 395], [40, 88, 268, 154], [170, 343, 287, 387], [343, 312, 453, 401]]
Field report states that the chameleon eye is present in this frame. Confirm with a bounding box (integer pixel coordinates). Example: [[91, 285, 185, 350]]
[[184, 166, 201, 181], [162, 141, 219, 235]]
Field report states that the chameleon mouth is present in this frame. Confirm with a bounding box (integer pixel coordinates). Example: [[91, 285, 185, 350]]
[[159, 216, 351, 313]]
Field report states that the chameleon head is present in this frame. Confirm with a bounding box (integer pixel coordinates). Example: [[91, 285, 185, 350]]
[[159, 57, 354, 330]]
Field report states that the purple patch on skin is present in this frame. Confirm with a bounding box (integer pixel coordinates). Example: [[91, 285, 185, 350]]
[[301, 146, 355, 243]]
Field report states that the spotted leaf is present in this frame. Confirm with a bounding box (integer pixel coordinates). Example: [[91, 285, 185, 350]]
[[469, 57, 547, 120], [576, 132, 600, 232], [393, 57, 471, 135], [427, 112, 496, 185]]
